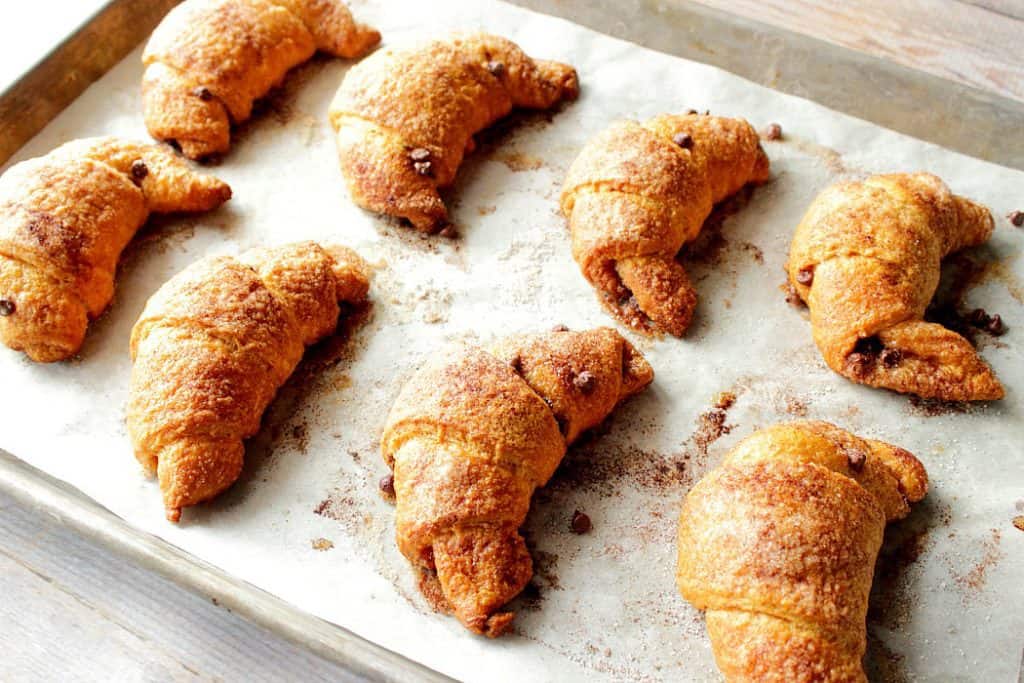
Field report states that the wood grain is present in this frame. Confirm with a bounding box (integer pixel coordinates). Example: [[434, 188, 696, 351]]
[[693, 0, 1024, 102], [0, 489, 364, 682]]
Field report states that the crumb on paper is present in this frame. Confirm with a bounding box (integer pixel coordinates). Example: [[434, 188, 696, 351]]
[[312, 538, 335, 551]]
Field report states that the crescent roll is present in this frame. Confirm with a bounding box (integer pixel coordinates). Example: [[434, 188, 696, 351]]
[[381, 327, 653, 636], [787, 172, 1003, 401], [561, 113, 770, 336], [143, 0, 380, 158], [678, 421, 928, 682], [127, 241, 369, 522], [0, 137, 231, 362], [329, 32, 579, 232]]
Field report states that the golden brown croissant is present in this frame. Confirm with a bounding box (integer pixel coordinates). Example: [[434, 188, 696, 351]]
[[127, 241, 369, 522], [787, 172, 1003, 401], [677, 421, 928, 682], [329, 33, 579, 232], [561, 113, 770, 336], [0, 137, 231, 363], [143, 0, 380, 159], [381, 327, 653, 636]]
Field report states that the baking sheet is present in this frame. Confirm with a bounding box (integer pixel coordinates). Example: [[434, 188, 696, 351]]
[[1, 0, 1022, 680]]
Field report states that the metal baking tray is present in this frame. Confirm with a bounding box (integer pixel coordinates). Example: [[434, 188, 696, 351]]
[[1, 1, 1022, 680]]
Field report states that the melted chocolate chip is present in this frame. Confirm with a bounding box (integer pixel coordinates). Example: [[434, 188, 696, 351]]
[[551, 324, 569, 332], [378, 474, 395, 501], [193, 86, 213, 101], [762, 123, 783, 141], [986, 314, 1006, 336], [130, 160, 149, 180], [880, 348, 903, 368], [686, 109, 698, 115], [0, 299, 14, 316], [485, 61, 505, 76], [796, 265, 814, 286], [846, 353, 874, 377], [1008, 210, 1024, 227], [846, 448, 867, 472], [672, 132, 694, 149], [570, 510, 592, 534], [508, 354, 523, 374], [967, 308, 990, 327], [409, 147, 431, 162], [854, 336, 884, 355], [573, 370, 597, 394]]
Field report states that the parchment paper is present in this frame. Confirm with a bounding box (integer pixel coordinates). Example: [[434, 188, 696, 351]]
[[1, 1, 1022, 680]]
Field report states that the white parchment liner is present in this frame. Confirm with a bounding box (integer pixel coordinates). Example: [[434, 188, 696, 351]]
[[1, 1, 1022, 680]]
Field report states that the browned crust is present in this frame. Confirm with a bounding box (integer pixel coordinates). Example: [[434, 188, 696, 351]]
[[786, 172, 1003, 401]]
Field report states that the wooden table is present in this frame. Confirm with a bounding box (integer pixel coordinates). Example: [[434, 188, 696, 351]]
[[1, 1, 1020, 680]]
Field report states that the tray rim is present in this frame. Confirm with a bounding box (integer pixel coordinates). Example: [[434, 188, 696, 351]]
[[1, 0, 1022, 680]]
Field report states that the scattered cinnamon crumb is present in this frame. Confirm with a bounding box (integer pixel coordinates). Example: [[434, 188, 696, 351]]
[[311, 538, 334, 551], [495, 151, 544, 172]]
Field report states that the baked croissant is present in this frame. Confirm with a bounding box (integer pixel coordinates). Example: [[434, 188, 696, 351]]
[[329, 33, 579, 232], [787, 172, 1003, 401], [381, 327, 653, 636], [127, 241, 369, 522], [143, 0, 380, 159], [677, 421, 928, 682], [561, 113, 770, 336], [0, 137, 231, 362]]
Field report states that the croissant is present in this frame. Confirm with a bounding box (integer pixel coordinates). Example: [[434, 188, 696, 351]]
[[561, 113, 770, 336], [787, 172, 1003, 401], [0, 137, 230, 362], [329, 33, 579, 232], [143, 0, 380, 159], [677, 421, 928, 682], [381, 327, 653, 636], [127, 241, 369, 522]]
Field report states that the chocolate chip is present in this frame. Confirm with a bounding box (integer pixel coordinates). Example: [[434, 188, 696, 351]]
[[570, 510, 591, 534], [672, 132, 694, 149], [846, 352, 875, 377], [508, 354, 522, 373], [409, 148, 431, 162], [986, 314, 1006, 336], [378, 474, 395, 500], [485, 60, 505, 76], [573, 370, 597, 394], [0, 299, 14, 316], [686, 109, 698, 115], [880, 348, 902, 368], [413, 161, 433, 176], [193, 86, 213, 101], [762, 123, 783, 141], [438, 223, 458, 238], [846, 448, 866, 472], [854, 336, 884, 355], [551, 324, 569, 332], [967, 308, 990, 327], [795, 265, 814, 286], [130, 160, 149, 180], [1009, 210, 1024, 227]]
